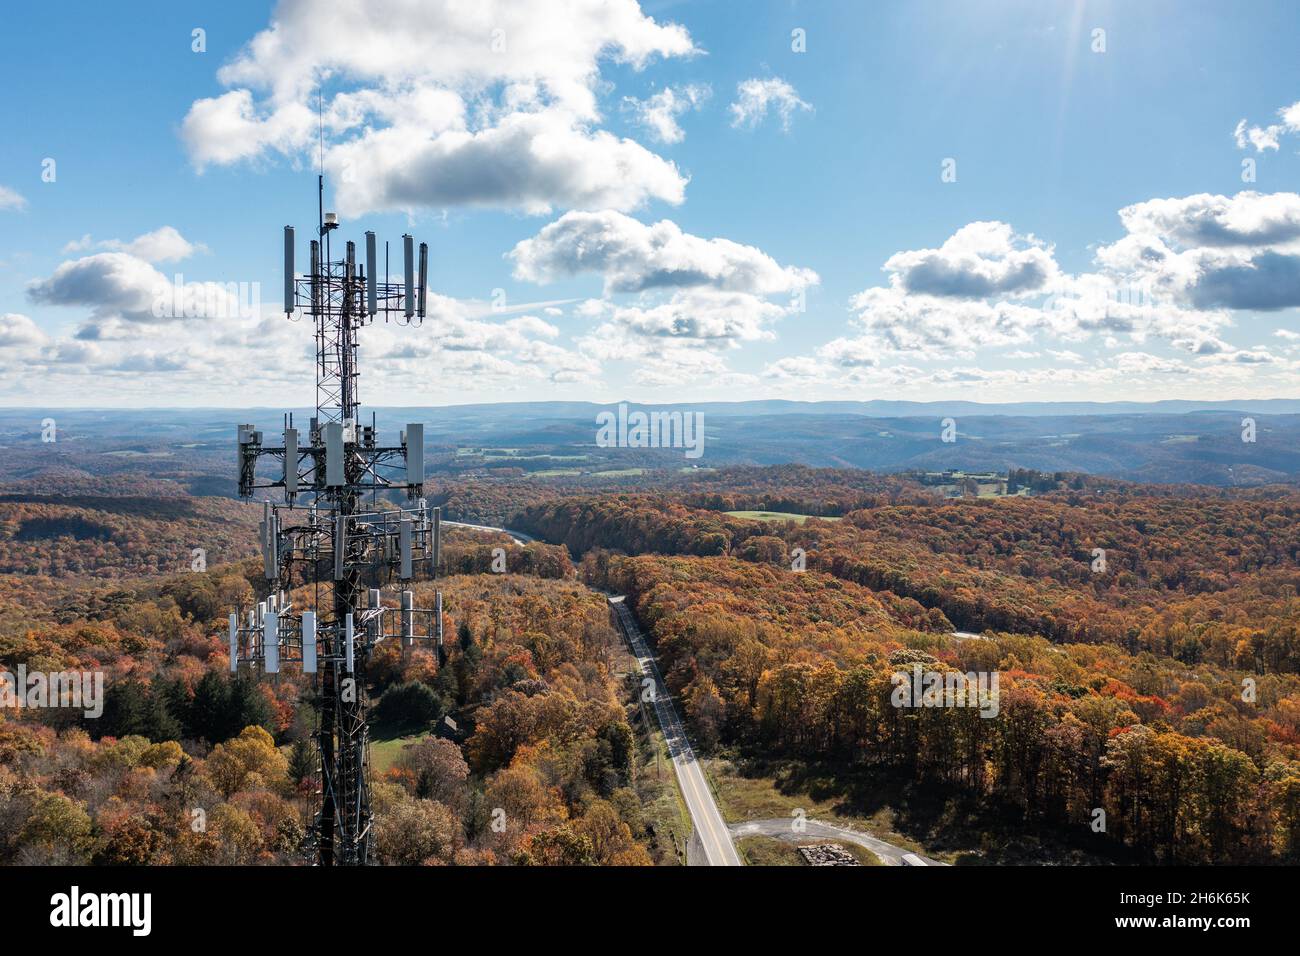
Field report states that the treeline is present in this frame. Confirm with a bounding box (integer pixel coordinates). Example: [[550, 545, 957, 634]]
[[519, 488, 1300, 675], [0, 496, 260, 579], [585, 551, 1300, 863]]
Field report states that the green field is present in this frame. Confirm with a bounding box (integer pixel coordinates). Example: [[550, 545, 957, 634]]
[[724, 510, 841, 524], [369, 732, 434, 773]]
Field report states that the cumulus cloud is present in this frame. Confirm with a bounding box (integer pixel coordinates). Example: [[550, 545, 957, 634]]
[[816, 194, 1300, 370], [183, 89, 317, 169], [1098, 192, 1300, 311], [510, 209, 817, 295], [326, 111, 686, 217], [785, 201, 1276, 372], [622, 84, 710, 143], [1233, 101, 1300, 152], [26, 228, 245, 335], [28, 253, 172, 323], [99, 226, 206, 263], [353, 292, 601, 388], [581, 290, 787, 344], [11, 268, 600, 401], [0, 186, 26, 211], [833, 287, 1052, 358], [884, 221, 1059, 299], [1113, 192, 1300, 249], [0, 313, 49, 349], [182, 0, 698, 215], [729, 77, 812, 131]]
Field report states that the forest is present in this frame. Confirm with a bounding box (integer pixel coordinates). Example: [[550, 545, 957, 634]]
[[0, 544, 657, 865], [2, 463, 1299, 864]]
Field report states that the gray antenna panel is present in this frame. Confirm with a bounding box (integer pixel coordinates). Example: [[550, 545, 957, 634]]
[[417, 242, 428, 318], [265, 511, 279, 580], [228, 613, 238, 672], [265, 611, 279, 673], [365, 231, 378, 316], [403, 234, 415, 318], [404, 423, 423, 486], [399, 516, 412, 579], [302, 611, 317, 673], [284, 427, 298, 494], [324, 421, 344, 486], [284, 226, 295, 314]]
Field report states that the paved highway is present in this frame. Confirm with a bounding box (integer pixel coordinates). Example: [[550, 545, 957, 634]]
[[610, 596, 742, 867], [457, 523, 943, 869]]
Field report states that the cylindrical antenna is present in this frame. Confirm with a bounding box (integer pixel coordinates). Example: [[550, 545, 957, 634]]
[[310, 240, 320, 314], [365, 231, 378, 317], [403, 234, 415, 319], [417, 242, 428, 319], [283, 226, 295, 314]]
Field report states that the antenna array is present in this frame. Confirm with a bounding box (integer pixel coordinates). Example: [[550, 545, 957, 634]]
[[229, 179, 440, 866]]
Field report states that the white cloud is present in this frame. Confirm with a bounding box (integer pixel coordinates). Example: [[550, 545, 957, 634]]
[[511, 210, 816, 378], [729, 77, 812, 131], [1233, 101, 1300, 152], [26, 229, 244, 334], [0, 186, 26, 211], [1097, 192, 1300, 311], [182, 0, 698, 215], [183, 89, 318, 169], [101, 226, 206, 263], [511, 209, 817, 295], [0, 313, 49, 349], [326, 111, 687, 216], [883, 221, 1060, 299], [582, 290, 787, 345], [622, 83, 710, 143]]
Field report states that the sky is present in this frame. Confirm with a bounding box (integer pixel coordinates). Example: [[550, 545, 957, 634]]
[[2, 0, 1300, 408]]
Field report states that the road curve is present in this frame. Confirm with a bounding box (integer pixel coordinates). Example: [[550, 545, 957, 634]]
[[441, 519, 534, 545], [610, 596, 742, 867], [729, 818, 948, 866]]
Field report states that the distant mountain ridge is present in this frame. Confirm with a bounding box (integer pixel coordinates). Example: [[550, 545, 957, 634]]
[[3, 400, 1300, 488], [10, 397, 1300, 418]]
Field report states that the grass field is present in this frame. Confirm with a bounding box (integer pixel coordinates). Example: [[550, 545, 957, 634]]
[[369, 732, 434, 774], [706, 755, 934, 859], [724, 510, 841, 524]]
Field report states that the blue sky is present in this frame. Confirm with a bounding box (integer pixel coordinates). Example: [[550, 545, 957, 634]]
[[2, 0, 1300, 407]]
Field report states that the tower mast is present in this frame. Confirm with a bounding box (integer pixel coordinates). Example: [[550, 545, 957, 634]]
[[232, 182, 438, 865]]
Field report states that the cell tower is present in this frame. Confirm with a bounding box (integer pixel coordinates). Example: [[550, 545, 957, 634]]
[[229, 177, 446, 866]]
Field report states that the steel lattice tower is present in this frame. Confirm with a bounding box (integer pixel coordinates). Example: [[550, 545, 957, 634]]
[[230, 177, 444, 865]]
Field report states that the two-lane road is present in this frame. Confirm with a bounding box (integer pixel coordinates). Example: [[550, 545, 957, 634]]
[[610, 596, 742, 867]]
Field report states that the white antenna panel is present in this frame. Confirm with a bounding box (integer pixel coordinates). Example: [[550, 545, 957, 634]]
[[302, 611, 317, 673]]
